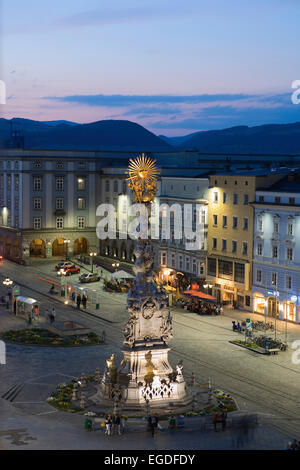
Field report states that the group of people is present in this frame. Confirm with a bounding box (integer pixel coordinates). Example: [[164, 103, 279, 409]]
[[71, 291, 88, 309], [286, 439, 300, 450], [46, 308, 56, 324], [105, 414, 124, 436], [178, 299, 223, 316]]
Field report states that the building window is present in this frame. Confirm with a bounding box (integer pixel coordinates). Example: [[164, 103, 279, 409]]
[[213, 191, 218, 203], [56, 177, 64, 191], [212, 237, 217, 250], [245, 181, 248, 186], [213, 214, 218, 226], [172, 254, 176, 268], [273, 221, 279, 233], [244, 194, 249, 205], [105, 180, 110, 192], [233, 194, 238, 204], [243, 217, 248, 230], [257, 242, 263, 256], [33, 198, 42, 210], [259, 196, 264, 202], [186, 258, 190, 271], [287, 247, 293, 261], [232, 240, 237, 253], [78, 161, 86, 169], [77, 197, 86, 210], [256, 270, 262, 283], [15, 196, 19, 209], [77, 177, 86, 190], [275, 196, 281, 204], [122, 181, 127, 194], [232, 216, 238, 229], [272, 245, 278, 259], [271, 272, 277, 286], [7, 161, 11, 169], [179, 255, 183, 269], [113, 180, 118, 193], [56, 198, 64, 209], [56, 161, 64, 169], [223, 192, 228, 204], [257, 216, 263, 231], [161, 252, 166, 266], [7, 175, 11, 189], [78, 216, 85, 229], [222, 239, 227, 251], [207, 258, 216, 276], [33, 177, 42, 191], [34, 160, 41, 168], [15, 174, 19, 190], [219, 260, 233, 280], [222, 215, 227, 227], [56, 217, 63, 229], [286, 275, 292, 290], [242, 242, 248, 255], [33, 217, 41, 230], [289, 198, 295, 205], [234, 263, 245, 283], [287, 223, 294, 236]]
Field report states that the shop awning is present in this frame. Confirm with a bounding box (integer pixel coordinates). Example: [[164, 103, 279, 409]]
[[183, 290, 217, 302]]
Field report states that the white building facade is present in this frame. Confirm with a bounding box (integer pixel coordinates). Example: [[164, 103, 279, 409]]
[[252, 180, 300, 323]]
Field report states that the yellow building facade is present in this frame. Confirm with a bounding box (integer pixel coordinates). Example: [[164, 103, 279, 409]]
[[206, 173, 281, 310]]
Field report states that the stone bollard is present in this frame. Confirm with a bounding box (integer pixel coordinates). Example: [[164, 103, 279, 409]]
[[95, 368, 100, 382], [80, 392, 85, 409], [72, 383, 78, 401]]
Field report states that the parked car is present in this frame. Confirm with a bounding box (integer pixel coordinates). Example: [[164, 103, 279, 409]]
[[55, 261, 73, 271], [58, 265, 80, 276], [79, 272, 100, 283]]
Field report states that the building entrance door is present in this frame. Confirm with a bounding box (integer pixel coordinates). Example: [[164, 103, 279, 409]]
[[268, 297, 279, 318]]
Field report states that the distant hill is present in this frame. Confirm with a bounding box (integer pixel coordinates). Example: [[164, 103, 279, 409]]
[[0, 118, 171, 151], [173, 122, 300, 154]]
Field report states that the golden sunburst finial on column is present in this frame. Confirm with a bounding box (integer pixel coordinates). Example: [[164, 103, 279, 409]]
[[125, 153, 160, 203]]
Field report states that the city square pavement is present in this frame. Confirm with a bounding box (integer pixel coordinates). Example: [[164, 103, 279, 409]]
[[0, 258, 299, 449]]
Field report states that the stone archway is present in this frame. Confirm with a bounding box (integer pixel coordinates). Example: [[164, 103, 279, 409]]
[[52, 238, 66, 257], [30, 239, 46, 257], [5, 236, 11, 256], [74, 237, 88, 255], [13, 238, 20, 258]]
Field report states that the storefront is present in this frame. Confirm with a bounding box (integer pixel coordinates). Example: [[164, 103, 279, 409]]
[[253, 293, 265, 314], [284, 300, 296, 322], [267, 296, 279, 318]]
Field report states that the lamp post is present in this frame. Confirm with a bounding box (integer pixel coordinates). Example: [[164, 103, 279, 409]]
[[64, 239, 70, 261], [90, 252, 97, 273]]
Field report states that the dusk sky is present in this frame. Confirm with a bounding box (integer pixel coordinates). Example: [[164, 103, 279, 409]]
[[2, 0, 300, 136]]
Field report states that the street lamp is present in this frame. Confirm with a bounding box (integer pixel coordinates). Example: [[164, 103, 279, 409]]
[[90, 252, 97, 273], [112, 262, 119, 272], [64, 239, 70, 261], [2, 278, 13, 287]]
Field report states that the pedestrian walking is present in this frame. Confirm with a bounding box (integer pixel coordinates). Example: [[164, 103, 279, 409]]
[[149, 415, 158, 437], [105, 414, 112, 435], [76, 294, 81, 309], [112, 414, 121, 435], [71, 291, 76, 302], [82, 294, 87, 309], [51, 307, 56, 324], [168, 415, 176, 430], [221, 411, 227, 431]]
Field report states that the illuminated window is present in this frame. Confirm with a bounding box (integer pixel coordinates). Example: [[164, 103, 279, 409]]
[[78, 216, 85, 229], [77, 177, 86, 190], [77, 197, 86, 210]]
